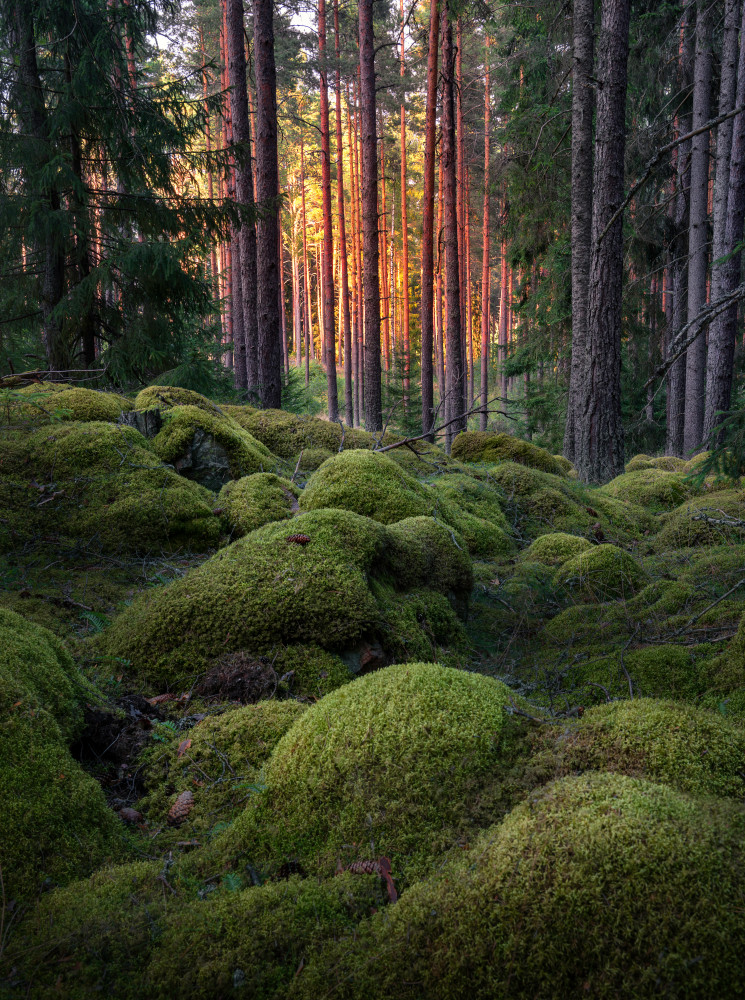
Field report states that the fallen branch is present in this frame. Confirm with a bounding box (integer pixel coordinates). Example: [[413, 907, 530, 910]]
[[373, 396, 514, 454]]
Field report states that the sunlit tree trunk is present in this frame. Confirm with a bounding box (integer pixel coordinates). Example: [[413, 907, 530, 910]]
[[420, 0, 440, 437], [480, 39, 491, 430]]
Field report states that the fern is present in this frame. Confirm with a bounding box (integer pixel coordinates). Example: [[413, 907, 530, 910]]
[[79, 610, 110, 634]]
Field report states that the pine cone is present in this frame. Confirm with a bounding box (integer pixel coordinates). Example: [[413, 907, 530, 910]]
[[347, 859, 384, 876], [167, 789, 194, 825], [285, 534, 311, 545]]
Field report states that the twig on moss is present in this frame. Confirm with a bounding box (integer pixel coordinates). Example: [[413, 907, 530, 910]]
[[663, 576, 745, 639], [290, 450, 304, 484]]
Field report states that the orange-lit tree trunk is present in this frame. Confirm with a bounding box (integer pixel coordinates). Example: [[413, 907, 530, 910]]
[[346, 83, 360, 425], [400, 0, 410, 407], [318, 0, 339, 419], [379, 110, 390, 372], [300, 126, 311, 386], [480, 39, 491, 430], [334, 0, 353, 424], [420, 0, 440, 438]]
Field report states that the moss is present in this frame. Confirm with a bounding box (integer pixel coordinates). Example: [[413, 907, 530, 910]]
[[426, 473, 511, 532], [0, 607, 89, 739], [133, 385, 226, 415], [94, 510, 472, 690], [519, 486, 591, 537], [552, 453, 575, 474], [599, 468, 695, 511], [654, 490, 745, 551], [522, 532, 591, 566], [11, 384, 133, 424], [626, 453, 687, 472], [0, 710, 123, 900], [5, 861, 168, 998], [484, 459, 558, 497], [288, 446, 334, 472], [148, 874, 385, 1000], [300, 450, 511, 557], [587, 491, 656, 539], [217, 473, 299, 537], [0, 421, 221, 553], [377, 588, 469, 664], [296, 773, 745, 1000], [152, 405, 276, 488], [139, 700, 306, 837], [216, 663, 527, 883], [529, 698, 745, 799], [555, 543, 648, 601], [451, 431, 566, 475], [271, 644, 352, 698], [578, 644, 708, 702], [235, 408, 373, 459]]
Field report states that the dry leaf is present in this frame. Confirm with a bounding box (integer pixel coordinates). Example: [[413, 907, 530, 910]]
[[177, 738, 192, 758]]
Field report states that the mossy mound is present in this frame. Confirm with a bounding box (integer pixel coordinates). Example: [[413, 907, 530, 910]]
[[147, 874, 385, 1000], [0, 421, 221, 553], [626, 453, 687, 473], [133, 384, 225, 415], [426, 473, 511, 533], [217, 473, 299, 537], [139, 701, 306, 837], [296, 773, 745, 1000], [9, 383, 133, 424], [522, 531, 592, 566], [599, 468, 695, 512], [555, 543, 648, 601], [577, 644, 709, 702], [94, 510, 473, 690], [5, 861, 168, 998], [152, 405, 276, 491], [530, 699, 745, 799], [518, 486, 591, 537], [654, 490, 745, 551], [451, 431, 566, 475], [235, 408, 372, 459], [289, 446, 334, 472], [377, 588, 469, 664], [588, 491, 657, 538], [552, 453, 575, 474], [217, 663, 526, 882], [300, 450, 511, 557]]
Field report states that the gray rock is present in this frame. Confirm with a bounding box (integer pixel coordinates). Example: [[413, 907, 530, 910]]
[[172, 427, 232, 491]]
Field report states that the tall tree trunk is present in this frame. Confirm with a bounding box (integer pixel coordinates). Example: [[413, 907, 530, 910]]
[[346, 82, 361, 425], [703, 0, 745, 436], [576, 0, 631, 483], [480, 39, 491, 430], [300, 127, 312, 386], [332, 0, 353, 425], [441, 2, 464, 450], [564, 0, 595, 463], [379, 115, 390, 372], [318, 0, 339, 420], [466, 170, 473, 408], [683, 0, 712, 453], [420, 0, 440, 438], [704, 0, 742, 437], [436, 153, 446, 403], [254, 0, 282, 408], [359, 0, 382, 430], [200, 28, 220, 314], [226, 0, 258, 396], [499, 233, 509, 403], [456, 17, 467, 384], [400, 0, 411, 410]]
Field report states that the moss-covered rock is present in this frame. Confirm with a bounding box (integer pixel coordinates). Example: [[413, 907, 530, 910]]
[[519, 486, 591, 536], [93, 510, 473, 689], [217, 473, 299, 537], [552, 453, 575, 474], [599, 468, 695, 512], [300, 450, 511, 557], [152, 405, 276, 490], [234, 408, 372, 459], [555, 543, 648, 601], [148, 874, 385, 1000], [139, 700, 306, 837], [426, 473, 511, 533], [9, 383, 133, 424], [295, 773, 745, 1000], [377, 588, 469, 664], [654, 490, 745, 551], [522, 532, 591, 566], [578, 644, 708, 702], [0, 421, 221, 553], [626, 453, 687, 472], [133, 385, 226, 415], [216, 663, 527, 882], [529, 698, 745, 799], [451, 431, 566, 475], [5, 861, 167, 998], [288, 446, 334, 472]]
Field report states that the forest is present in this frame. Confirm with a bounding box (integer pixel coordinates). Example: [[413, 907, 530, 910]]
[[2, 0, 745, 996]]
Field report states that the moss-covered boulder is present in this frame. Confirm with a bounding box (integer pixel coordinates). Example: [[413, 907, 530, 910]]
[[9, 383, 133, 424], [555, 543, 648, 601], [529, 698, 745, 799], [300, 450, 511, 557], [0, 421, 221, 553], [217, 473, 299, 537], [295, 773, 745, 1000], [5, 861, 168, 998], [626, 453, 687, 472], [522, 531, 591, 566], [426, 473, 511, 533], [216, 663, 527, 882], [451, 431, 566, 475], [288, 446, 334, 472], [139, 700, 306, 838], [654, 490, 745, 551], [233, 408, 373, 458], [133, 384, 225, 415], [147, 874, 385, 1000], [578, 644, 709, 702], [94, 510, 473, 689], [599, 468, 695, 512], [151, 405, 276, 491]]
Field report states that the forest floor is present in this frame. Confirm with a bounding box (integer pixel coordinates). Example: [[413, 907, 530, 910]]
[[1, 382, 744, 999]]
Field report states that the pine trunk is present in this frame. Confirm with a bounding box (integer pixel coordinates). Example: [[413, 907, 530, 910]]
[[420, 0, 440, 438], [400, 0, 410, 409], [480, 40, 491, 430]]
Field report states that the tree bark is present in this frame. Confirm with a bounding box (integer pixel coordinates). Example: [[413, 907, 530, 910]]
[[359, 0, 382, 430], [332, 0, 353, 425], [441, 3, 464, 450], [682, 0, 712, 453], [400, 0, 411, 410], [703, 0, 742, 437], [479, 39, 491, 431], [253, 0, 282, 408], [318, 0, 339, 420], [226, 0, 259, 397], [420, 0, 440, 438], [576, 0, 631, 483], [564, 0, 595, 463], [300, 127, 312, 386]]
